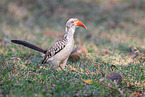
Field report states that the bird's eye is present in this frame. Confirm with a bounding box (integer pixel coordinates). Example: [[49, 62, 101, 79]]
[[71, 21, 74, 23]]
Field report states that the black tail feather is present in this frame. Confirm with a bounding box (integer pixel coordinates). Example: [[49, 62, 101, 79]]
[[11, 39, 47, 54]]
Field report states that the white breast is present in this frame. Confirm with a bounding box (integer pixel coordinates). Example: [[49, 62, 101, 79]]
[[47, 39, 74, 63]]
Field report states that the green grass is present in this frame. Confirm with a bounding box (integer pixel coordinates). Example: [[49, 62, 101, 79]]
[[0, 0, 145, 96]]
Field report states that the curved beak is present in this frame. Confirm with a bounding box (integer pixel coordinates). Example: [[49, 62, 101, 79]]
[[76, 20, 87, 29]]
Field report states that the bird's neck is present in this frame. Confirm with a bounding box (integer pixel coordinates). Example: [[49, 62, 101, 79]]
[[64, 26, 75, 41]]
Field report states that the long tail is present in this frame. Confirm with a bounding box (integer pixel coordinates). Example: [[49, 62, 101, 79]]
[[11, 39, 47, 54]]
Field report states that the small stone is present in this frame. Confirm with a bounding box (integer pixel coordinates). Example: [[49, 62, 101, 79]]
[[105, 72, 122, 85]]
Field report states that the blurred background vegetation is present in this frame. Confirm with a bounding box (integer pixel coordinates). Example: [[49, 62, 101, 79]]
[[1, 0, 145, 49], [0, 0, 145, 96]]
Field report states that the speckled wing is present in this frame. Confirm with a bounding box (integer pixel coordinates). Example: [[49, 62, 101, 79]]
[[42, 38, 68, 64]]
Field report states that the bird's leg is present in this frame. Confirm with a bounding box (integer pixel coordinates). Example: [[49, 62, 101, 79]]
[[59, 58, 68, 70]]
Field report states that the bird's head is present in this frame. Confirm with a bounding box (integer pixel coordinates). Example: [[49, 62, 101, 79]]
[[66, 18, 87, 32]]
